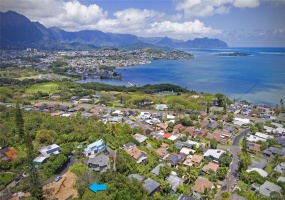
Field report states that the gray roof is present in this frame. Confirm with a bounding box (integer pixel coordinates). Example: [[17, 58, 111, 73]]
[[133, 133, 148, 143], [229, 194, 247, 200], [166, 174, 183, 192], [277, 176, 285, 182], [143, 178, 160, 194], [273, 162, 285, 174], [248, 160, 267, 170], [258, 181, 281, 197], [88, 155, 109, 167], [175, 141, 192, 150], [263, 150, 272, 156], [151, 163, 165, 176], [224, 126, 235, 132], [128, 174, 144, 182], [277, 137, 285, 147], [177, 194, 195, 200], [268, 147, 285, 156], [124, 142, 136, 148]]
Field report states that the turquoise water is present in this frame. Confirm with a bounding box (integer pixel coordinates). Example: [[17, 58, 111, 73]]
[[78, 48, 285, 106]]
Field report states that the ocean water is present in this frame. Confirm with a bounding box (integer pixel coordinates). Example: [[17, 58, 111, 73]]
[[78, 48, 285, 106]]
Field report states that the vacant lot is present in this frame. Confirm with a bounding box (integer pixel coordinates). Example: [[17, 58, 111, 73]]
[[43, 171, 78, 200], [26, 82, 59, 94]]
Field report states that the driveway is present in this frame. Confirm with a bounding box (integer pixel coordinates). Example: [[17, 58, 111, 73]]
[[215, 129, 249, 200], [42, 151, 77, 186]]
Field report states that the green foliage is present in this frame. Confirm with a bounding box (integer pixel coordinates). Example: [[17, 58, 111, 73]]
[[219, 153, 232, 167], [35, 129, 56, 144], [217, 167, 228, 180], [210, 138, 218, 149], [0, 160, 12, 170], [43, 154, 68, 177], [239, 152, 252, 171], [159, 165, 172, 179], [69, 162, 89, 176], [116, 149, 138, 175]]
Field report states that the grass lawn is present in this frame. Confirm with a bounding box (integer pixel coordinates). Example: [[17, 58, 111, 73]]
[[264, 163, 273, 173], [16, 151, 26, 158], [252, 157, 261, 162], [26, 82, 59, 94], [0, 173, 15, 185]]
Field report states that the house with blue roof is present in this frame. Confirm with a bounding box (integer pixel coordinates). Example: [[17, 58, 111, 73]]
[[83, 139, 105, 156]]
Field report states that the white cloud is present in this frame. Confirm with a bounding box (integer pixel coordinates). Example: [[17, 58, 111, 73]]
[[176, 0, 260, 18], [146, 20, 223, 39]]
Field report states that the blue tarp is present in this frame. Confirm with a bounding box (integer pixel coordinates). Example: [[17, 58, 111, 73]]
[[89, 182, 107, 193]]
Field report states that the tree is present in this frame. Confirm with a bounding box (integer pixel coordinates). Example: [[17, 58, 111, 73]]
[[183, 166, 198, 184], [15, 102, 24, 136], [270, 191, 282, 200], [217, 167, 228, 180], [201, 187, 214, 200], [219, 153, 232, 167], [280, 99, 284, 112], [35, 129, 56, 144], [242, 136, 248, 153], [207, 102, 210, 114], [159, 165, 171, 179], [210, 138, 218, 149], [239, 153, 252, 171]]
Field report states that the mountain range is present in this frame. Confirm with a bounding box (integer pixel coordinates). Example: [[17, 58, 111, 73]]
[[0, 11, 228, 50]]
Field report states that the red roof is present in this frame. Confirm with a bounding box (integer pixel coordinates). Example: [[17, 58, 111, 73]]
[[164, 133, 172, 139]]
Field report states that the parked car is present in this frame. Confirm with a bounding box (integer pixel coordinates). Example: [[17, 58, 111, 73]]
[[55, 176, 62, 182]]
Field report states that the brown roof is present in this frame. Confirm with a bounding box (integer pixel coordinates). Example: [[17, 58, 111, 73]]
[[161, 143, 169, 149], [4, 147, 18, 162], [125, 147, 144, 160], [184, 127, 195, 135], [202, 162, 219, 173], [89, 108, 101, 114], [156, 148, 168, 158], [248, 143, 261, 152], [191, 177, 213, 193], [157, 123, 168, 130], [191, 155, 203, 164], [200, 121, 209, 128]]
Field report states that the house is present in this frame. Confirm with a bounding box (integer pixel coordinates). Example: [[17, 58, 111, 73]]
[[246, 134, 266, 143], [200, 121, 209, 128], [246, 168, 268, 177], [156, 123, 168, 131], [180, 147, 195, 155], [164, 133, 172, 139], [156, 148, 169, 159], [255, 181, 281, 198], [277, 176, 285, 182], [107, 116, 123, 123], [255, 132, 274, 140], [167, 153, 183, 167], [6, 192, 30, 200], [202, 162, 219, 174], [166, 174, 183, 192], [39, 144, 61, 158], [125, 146, 147, 163], [33, 157, 46, 166], [175, 141, 192, 150], [4, 147, 18, 162], [191, 155, 203, 166], [173, 124, 183, 133], [79, 98, 92, 103], [233, 118, 250, 126], [83, 139, 105, 156], [229, 193, 247, 200], [89, 108, 102, 115], [248, 143, 261, 152], [151, 163, 165, 176], [207, 121, 219, 130], [248, 160, 267, 170], [277, 137, 285, 147], [133, 133, 148, 144], [191, 177, 213, 199], [273, 162, 285, 174], [183, 156, 193, 167], [177, 194, 195, 200], [143, 178, 160, 195], [203, 149, 226, 163], [186, 140, 205, 148], [195, 129, 208, 137], [224, 126, 235, 133], [128, 174, 144, 182], [70, 96, 79, 102], [265, 147, 285, 157], [161, 143, 169, 149], [49, 94, 60, 99], [87, 155, 110, 173]]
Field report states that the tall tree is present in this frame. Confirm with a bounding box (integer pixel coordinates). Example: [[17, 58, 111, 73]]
[[15, 102, 24, 135], [280, 99, 284, 112]]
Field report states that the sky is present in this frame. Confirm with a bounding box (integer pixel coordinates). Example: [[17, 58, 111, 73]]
[[1, 0, 285, 47]]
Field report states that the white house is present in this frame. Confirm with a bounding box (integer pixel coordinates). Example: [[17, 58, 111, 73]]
[[39, 144, 61, 158], [246, 134, 266, 143], [83, 139, 105, 156], [203, 149, 226, 163], [255, 132, 274, 140], [246, 168, 268, 177]]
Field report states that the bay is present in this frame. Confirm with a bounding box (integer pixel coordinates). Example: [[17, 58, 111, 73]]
[[78, 47, 285, 106]]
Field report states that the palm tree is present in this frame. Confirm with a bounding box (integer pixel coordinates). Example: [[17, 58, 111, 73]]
[[183, 166, 198, 184], [201, 187, 214, 200]]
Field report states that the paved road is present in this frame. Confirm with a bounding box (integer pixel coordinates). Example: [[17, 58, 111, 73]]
[[215, 129, 249, 200], [42, 151, 77, 186]]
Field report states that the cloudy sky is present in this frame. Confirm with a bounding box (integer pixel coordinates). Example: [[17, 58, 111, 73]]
[[1, 0, 285, 47]]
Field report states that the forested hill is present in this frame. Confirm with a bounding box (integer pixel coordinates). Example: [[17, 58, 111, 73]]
[[0, 10, 228, 50]]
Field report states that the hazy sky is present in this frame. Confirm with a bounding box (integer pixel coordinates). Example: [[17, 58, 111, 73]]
[[1, 0, 285, 47]]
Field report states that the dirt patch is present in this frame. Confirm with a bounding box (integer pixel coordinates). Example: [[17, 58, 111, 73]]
[[43, 171, 78, 200]]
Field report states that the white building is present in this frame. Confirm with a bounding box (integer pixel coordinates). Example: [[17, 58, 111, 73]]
[[39, 144, 61, 158], [203, 149, 226, 163]]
